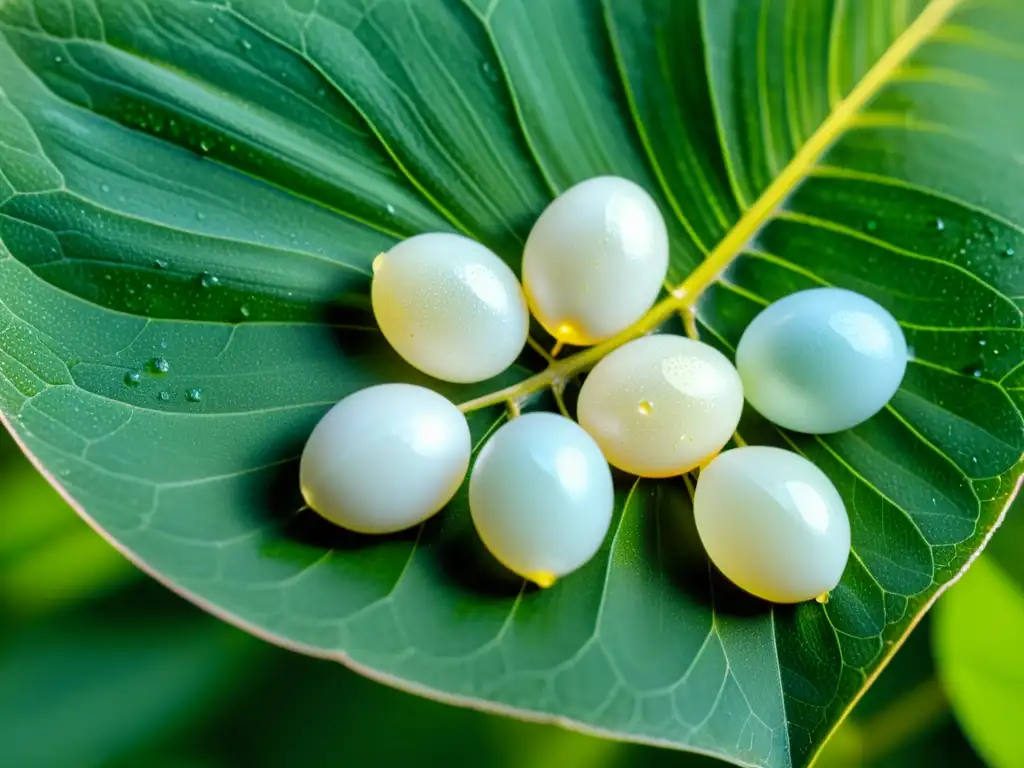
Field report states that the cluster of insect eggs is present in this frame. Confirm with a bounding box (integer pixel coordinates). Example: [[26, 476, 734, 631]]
[[301, 177, 908, 604]]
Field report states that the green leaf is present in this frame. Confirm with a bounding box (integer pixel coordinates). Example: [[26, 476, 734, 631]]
[[0, 427, 138, 611], [0, 585, 257, 767], [933, 553, 1024, 768], [1, 1, 1022, 766], [933, 496, 1024, 768]]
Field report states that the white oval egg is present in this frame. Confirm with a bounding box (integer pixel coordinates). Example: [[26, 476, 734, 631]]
[[736, 287, 907, 434], [300, 383, 471, 534], [372, 233, 529, 383], [577, 334, 744, 477], [522, 176, 669, 346], [694, 446, 850, 603], [469, 412, 614, 587]]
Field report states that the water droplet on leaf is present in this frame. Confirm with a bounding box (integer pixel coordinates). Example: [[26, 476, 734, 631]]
[[961, 363, 983, 378], [935, 217, 945, 231], [148, 357, 170, 375], [124, 371, 142, 387], [200, 272, 221, 289], [185, 388, 203, 403], [157, 391, 170, 402]]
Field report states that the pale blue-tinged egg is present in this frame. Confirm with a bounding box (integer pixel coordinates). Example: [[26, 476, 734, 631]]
[[736, 287, 907, 433], [694, 446, 850, 603], [372, 233, 529, 383], [577, 334, 744, 477], [300, 384, 471, 534], [469, 412, 614, 587], [522, 176, 669, 346]]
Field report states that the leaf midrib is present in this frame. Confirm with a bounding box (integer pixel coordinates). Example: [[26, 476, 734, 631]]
[[671, 0, 965, 304]]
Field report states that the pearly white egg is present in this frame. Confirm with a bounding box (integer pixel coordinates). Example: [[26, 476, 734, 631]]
[[522, 176, 669, 346], [469, 412, 614, 587], [736, 287, 907, 434], [372, 233, 529, 383], [300, 384, 471, 534], [577, 334, 744, 477], [694, 446, 850, 603]]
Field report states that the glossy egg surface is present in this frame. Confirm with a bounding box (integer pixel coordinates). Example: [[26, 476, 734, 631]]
[[577, 334, 744, 477], [300, 384, 471, 534], [522, 176, 669, 346], [736, 287, 907, 433], [372, 233, 529, 383], [469, 412, 614, 587], [694, 446, 850, 603]]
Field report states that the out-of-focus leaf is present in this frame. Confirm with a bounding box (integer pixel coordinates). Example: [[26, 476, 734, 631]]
[[0, 585, 258, 767], [934, 503, 1024, 768], [0, 457, 72, 559], [2, 523, 138, 612], [817, 613, 983, 768], [0, 429, 136, 610]]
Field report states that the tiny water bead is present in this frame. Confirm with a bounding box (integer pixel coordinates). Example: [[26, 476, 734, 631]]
[[148, 357, 170, 375], [481, 61, 500, 82], [185, 388, 203, 403], [372, 233, 529, 383], [694, 446, 851, 604], [469, 412, 614, 587], [577, 334, 744, 478], [300, 384, 471, 534], [124, 372, 142, 387], [200, 272, 220, 288], [736, 287, 907, 434], [522, 176, 669, 346]]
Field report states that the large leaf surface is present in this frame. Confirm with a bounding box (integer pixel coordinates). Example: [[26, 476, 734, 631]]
[[1, 1, 1023, 766]]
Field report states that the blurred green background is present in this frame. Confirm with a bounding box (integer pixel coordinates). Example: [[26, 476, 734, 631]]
[[0, 426, 1008, 768]]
